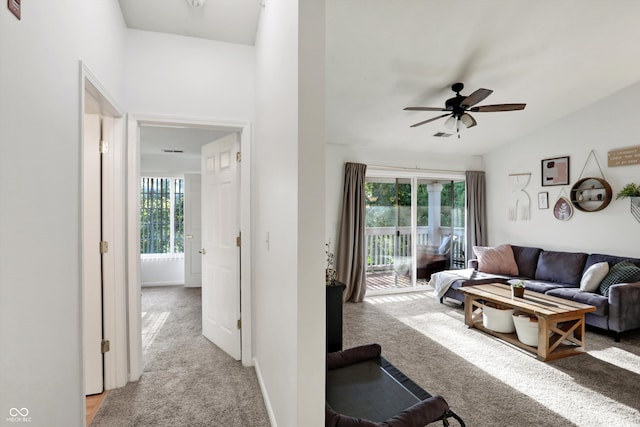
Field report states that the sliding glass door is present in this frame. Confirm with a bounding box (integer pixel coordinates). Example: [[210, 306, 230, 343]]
[[365, 170, 466, 295]]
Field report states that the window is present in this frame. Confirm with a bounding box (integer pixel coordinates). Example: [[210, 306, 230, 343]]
[[140, 177, 184, 254]]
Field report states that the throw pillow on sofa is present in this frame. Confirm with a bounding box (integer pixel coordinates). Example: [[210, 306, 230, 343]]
[[599, 261, 640, 297], [473, 244, 519, 276], [580, 262, 609, 293]]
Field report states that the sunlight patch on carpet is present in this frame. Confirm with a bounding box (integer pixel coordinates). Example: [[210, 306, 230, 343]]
[[397, 311, 640, 426], [366, 292, 431, 305], [589, 347, 640, 375], [141, 311, 170, 354]]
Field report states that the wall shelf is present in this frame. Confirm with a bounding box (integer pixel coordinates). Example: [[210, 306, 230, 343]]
[[570, 177, 612, 212]]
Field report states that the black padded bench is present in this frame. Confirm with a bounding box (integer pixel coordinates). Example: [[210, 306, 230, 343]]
[[326, 344, 465, 426]]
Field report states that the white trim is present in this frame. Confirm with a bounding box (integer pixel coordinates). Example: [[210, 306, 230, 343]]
[[254, 358, 277, 427], [126, 114, 254, 382], [141, 281, 185, 287], [80, 62, 128, 392]]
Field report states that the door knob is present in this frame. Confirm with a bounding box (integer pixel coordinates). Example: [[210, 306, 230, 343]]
[[198, 249, 206, 254]]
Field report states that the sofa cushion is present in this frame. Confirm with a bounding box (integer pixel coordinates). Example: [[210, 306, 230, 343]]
[[545, 288, 608, 316], [599, 261, 640, 297], [535, 251, 588, 287], [584, 253, 640, 273], [510, 245, 543, 278], [580, 262, 609, 292], [473, 244, 519, 276]]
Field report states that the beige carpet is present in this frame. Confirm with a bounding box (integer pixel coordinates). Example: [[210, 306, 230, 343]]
[[343, 291, 640, 427], [91, 286, 270, 427]]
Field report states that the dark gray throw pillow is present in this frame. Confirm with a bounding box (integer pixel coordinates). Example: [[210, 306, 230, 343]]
[[599, 261, 640, 297]]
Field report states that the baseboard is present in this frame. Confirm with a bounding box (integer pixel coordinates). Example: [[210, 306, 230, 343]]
[[141, 281, 184, 287], [254, 357, 277, 427]]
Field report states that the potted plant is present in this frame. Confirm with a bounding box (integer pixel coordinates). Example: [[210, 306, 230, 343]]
[[616, 183, 640, 223], [511, 280, 526, 298], [616, 182, 640, 199], [325, 242, 337, 286]]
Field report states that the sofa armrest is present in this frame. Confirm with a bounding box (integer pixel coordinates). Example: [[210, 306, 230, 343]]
[[607, 281, 640, 333]]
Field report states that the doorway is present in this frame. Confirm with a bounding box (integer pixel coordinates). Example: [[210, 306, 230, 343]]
[[81, 62, 126, 393], [126, 115, 253, 381], [364, 167, 466, 295]]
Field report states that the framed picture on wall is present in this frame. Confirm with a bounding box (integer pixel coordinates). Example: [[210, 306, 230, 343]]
[[538, 192, 549, 209], [541, 156, 570, 186]]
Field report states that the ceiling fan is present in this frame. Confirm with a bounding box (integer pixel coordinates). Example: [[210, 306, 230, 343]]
[[404, 82, 526, 137]]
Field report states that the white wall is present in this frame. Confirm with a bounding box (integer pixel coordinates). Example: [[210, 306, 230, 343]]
[[325, 143, 483, 245], [484, 81, 640, 258], [124, 29, 255, 117], [141, 154, 200, 176], [140, 255, 185, 287], [0, 2, 126, 425], [253, 1, 325, 425]]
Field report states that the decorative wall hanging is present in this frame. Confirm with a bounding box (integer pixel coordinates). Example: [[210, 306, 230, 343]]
[[553, 188, 573, 221], [570, 150, 612, 212], [541, 156, 570, 186], [608, 145, 640, 167], [538, 192, 549, 209], [508, 172, 531, 221]]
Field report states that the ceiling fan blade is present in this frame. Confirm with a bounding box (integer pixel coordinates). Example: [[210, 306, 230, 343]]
[[461, 88, 493, 108], [409, 113, 451, 128], [470, 103, 526, 112], [404, 107, 448, 112]]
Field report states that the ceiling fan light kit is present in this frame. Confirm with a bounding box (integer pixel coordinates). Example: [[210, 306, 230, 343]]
[[404, 82, 526, 137]]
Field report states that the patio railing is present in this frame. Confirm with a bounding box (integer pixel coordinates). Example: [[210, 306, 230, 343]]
[[365, 226, 465, 272]]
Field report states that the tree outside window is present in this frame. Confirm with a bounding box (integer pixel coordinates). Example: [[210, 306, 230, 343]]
[[140, 177, 184, 254]]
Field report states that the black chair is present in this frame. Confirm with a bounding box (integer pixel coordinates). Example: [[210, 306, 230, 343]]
[[326, 344, 465, 426]]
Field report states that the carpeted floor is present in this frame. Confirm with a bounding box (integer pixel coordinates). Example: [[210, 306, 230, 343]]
[[343, 291, 640, 427], [91, 286, 270, 427]]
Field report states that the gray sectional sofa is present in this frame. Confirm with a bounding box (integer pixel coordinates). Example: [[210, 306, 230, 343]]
[[440, 245, 640, 341]]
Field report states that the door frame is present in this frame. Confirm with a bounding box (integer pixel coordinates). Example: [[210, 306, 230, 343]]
[[80, 62, 127, 391], [126, 114, 253, 381]]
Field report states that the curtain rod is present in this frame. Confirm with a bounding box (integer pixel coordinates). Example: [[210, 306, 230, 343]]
[[365, 164, 470, 174]]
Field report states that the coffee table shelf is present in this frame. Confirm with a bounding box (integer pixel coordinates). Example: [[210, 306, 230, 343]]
[[461, 283, 596, 361]]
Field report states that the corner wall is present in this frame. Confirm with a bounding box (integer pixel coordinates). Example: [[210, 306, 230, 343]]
[[253, 1, 325, 425], [0, 2, 126, 425], [483, 81, 640, 258]]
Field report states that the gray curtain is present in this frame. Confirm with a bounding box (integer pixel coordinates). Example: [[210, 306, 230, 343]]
[[465, 171, 487, 262], [336, 162, 367, 303]]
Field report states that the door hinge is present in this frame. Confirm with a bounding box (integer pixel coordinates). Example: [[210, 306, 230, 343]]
[[101, 339, 110, 353], [236, 235, 241, 247], [237, 319, 242, 329], [100, 241, 109, 254], [236, 152, 241, 162], [99, 139, 109, 154]]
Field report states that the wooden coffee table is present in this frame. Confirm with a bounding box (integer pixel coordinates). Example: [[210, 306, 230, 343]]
[[461, 283, 597, 361]]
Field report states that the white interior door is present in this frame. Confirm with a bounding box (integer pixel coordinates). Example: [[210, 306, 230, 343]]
[[83, 113, 103, 394], [184, 173, 202, 287], [201, 134, 241, 360]]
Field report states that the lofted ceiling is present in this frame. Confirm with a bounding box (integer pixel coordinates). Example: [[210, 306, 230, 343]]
[[119, 0, 640, 157]]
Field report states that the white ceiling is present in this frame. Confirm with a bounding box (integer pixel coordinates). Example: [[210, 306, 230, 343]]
[[118, 0, 262, 45], [140, 125, 232, 159], [119, 0, 640, 157]]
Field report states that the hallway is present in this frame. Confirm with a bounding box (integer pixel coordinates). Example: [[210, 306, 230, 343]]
[[91, 286, 270, 426]]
